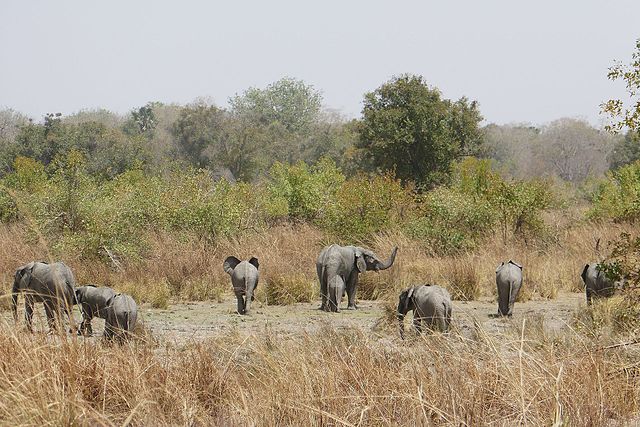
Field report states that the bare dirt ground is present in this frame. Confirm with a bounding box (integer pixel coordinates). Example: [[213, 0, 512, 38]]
[[2, 292, 587, 344]]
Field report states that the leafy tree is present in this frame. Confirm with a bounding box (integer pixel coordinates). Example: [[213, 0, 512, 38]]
[[608, 131, 640, 170], [171, 102, 226, 168], [356, 74, 483, 189], [229, 77, 322, 135], [602, 39, 640, 133], [123, 102, 158, 137]]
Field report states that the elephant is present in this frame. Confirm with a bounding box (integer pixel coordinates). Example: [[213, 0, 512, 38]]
[[581, 262, 624, 304], [223, 256, 259, 315], [103, 293, 138, 342], [74, 285, 117, 336], [496, 260, 523, 316], [316, 245, 398, 312], [12, 261, 77, 333], [397, 284, 452, 338]]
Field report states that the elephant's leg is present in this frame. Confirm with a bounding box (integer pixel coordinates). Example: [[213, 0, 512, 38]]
[[413, 316, 423, 335], [317, 265, 327, 311], [236, 294, 245, 315], [80, 311, 94, 336], [24, 294, 35, 332], [44, 301, 58, 333], [345, 272, 358, 310], [586, 288, 593, 305]]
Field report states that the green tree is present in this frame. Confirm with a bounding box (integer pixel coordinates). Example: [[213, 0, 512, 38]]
[[229, 77, 322, 135], [608, 131, 640, 169], [171, 102, 226, 168], [602, 39, 640, 133], [356, 74, 483, 189]]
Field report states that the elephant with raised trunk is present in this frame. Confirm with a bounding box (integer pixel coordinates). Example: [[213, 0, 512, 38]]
[[496, 260, 523, 316], [74, 285, 117, 336], [12, 261, 77, 333], [397, 284, 452, 338], [223, 256, 259, 315], [317, 245, 398, 312], [581, 262, 624, 304], [103, 293, 138, 342]]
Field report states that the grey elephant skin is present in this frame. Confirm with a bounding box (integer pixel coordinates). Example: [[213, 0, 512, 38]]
[[397, 284, 452, 338], [103, 293, 138, 342], [581, 262, 623, 304], [74, 285, 117, 336], [223, 256, 259, 315], [316, 245, 397, 312], [496, 260, 523, 316], [12, 261, 77, 332]]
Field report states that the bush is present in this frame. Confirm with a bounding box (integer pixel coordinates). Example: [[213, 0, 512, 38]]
[[404, 188, 494, 254], [589, 160, 640, 222], [323, 172, 412, 240]]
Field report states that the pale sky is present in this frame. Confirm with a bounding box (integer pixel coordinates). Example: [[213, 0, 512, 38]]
[[1, 1, 638, 126]]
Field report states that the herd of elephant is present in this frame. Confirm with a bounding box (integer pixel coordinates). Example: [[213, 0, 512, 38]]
[[9, 245, 622, 341]]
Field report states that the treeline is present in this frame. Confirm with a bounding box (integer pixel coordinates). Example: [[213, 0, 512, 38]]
[[2, 75, 636, 188]]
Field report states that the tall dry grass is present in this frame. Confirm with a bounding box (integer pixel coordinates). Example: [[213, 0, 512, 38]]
[[0, 318, 638, 425]]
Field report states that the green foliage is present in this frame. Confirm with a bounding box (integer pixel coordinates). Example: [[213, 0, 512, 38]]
[[404, 187, 494, 253], [589, 160, 640, 221], [356, 74, 483, 189], [171, 103, 226, 169], [323, 173, 411, 241], [229, 77, 322, 135], [608, 131, 640, 170], [267, 159, 344, 223]]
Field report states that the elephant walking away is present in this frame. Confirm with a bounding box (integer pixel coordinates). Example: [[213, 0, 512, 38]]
[[317, 245, 397, 312], [397, 284, 452, 338], [103, 293, 138, 342], [223, 256, 259, 314], [74, 285, 117, 336], [12, 261, 77, 333], [496, 260, 523, 316], [581, 262, 623, 304]]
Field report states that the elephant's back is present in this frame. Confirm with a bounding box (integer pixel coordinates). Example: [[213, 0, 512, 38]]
[[496, 264, 522, 284], [232, 261, 258, 281], [417, 285, 451, 304]]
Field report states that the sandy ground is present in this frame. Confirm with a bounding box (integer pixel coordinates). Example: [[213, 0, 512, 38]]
[[2, 292, 587, 343]]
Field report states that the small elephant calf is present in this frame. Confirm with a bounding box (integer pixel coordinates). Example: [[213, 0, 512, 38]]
[[496, 260, 523, 316], [581, 262, 624, 304], [223, 256, 259, 315], [397, 284, 452, 338], [75, 285, 138, 341]]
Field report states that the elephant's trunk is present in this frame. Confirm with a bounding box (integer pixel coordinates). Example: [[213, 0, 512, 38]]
[[377, 247, 398, 271]]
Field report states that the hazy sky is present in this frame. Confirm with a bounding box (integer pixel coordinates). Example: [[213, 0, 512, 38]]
[[1, 1, 638, 126]]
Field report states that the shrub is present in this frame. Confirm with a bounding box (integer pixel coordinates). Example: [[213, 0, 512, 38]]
[[323, 172, 412, 240], [589, 160, 640, 221]]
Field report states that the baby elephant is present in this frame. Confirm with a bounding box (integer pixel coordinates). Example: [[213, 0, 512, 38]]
[[75, 285, 117, 336], [223, 256, 259, 315], [397, 284, 452, 338], [75, 285, 137, 341], [496, 260, 523, 316], [103, 293, 138, 342], [581, 262, 624, 304]]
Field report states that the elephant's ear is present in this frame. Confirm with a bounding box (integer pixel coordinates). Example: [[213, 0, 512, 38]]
[[354, 250, 367, 273], [223, 256, 241, 275], [249, 257, 259, 270], [400, 287, 415, 314], [495, 262, 504, 273], [20, 262, 35, 284], [581, 264, 590, 283], [508, 260, 522, 270]]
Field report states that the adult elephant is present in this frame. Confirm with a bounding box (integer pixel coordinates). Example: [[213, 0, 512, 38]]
[[12, 261, 77, 332], [496, 260, 523, 316], [316, 245, 398, 312]]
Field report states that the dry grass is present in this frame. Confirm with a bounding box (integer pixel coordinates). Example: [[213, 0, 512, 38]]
[[0, 317, 638, 425], [2, 216, 640, 424]]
